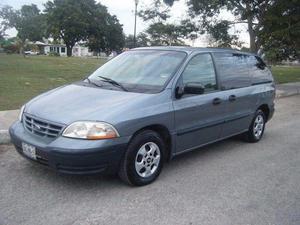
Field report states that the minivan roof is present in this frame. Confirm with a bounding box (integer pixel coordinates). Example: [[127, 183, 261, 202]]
[[133, 46, 255, 56]]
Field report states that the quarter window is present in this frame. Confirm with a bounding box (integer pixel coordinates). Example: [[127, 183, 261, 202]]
[[248, 56, 272, 84], [181, 53, 217, 93]]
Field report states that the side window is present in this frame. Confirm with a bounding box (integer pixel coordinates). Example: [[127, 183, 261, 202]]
[[182, 53, 217, 93], [214, 53, 251, 90], [248, 56, 272, 84]]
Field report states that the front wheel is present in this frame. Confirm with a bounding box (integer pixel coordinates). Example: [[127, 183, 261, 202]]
[[243, 109, 266, 143], [118, 130, 165, 186]]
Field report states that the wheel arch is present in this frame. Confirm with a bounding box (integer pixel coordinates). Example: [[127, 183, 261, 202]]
[[130, 124, 173, 161], [257, 104, 270, 121]]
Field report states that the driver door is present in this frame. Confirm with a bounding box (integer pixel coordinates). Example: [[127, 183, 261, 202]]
[[173, 53, 227, 154]]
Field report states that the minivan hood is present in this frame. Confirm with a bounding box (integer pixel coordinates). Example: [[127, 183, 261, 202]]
[[25, 83, 149, 125]]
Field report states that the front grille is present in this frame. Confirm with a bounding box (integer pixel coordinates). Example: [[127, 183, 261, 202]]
[[23, 113, 64, 138]]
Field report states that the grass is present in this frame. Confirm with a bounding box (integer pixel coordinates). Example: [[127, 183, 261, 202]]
[[0, 54, 106, 110], [0, 54, 299, 110], [271, 66, 300, 84]]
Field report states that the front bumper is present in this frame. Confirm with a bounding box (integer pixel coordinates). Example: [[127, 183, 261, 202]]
[[9, 121, 130, 175]]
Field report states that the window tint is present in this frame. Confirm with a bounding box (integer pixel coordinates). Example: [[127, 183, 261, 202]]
[[214, 53, 251, 90], [182, 53, 217, 92], [248, 56, 272, 84]]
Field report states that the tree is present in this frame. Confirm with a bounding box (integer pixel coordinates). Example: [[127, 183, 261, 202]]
[[0, 4, 45, 54], [17, 5, 46, 50], [138, 0, 171, 23], [139, 0, 194, 45], [206, 21, 242, 48], [159, 0, 288, 53], [0, 23, 6, 40], [0, 6, 15, 40], [44, 0, 96, 56], [260, 0, 300, 62], [146, 22, 186, 46], [45, 0, 124, 57], [125, 33, 150, 49], [102, 15, 125, 54], [88, 6, 125, 56]]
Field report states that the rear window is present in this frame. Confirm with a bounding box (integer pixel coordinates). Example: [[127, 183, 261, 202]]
[[213, 53, 251, 90]]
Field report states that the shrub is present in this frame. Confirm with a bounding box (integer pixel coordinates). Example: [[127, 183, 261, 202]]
[[48, 52, 60, 57]]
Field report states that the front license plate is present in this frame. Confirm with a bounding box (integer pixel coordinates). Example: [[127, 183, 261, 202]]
[[22, 142, 36, 160]]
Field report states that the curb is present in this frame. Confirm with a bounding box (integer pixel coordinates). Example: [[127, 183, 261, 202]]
[[0, 130, 10, 145], [275, 90, 300, 98]]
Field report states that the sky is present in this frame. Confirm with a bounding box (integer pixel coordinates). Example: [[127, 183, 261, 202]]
[[1, 0, 249, 47]]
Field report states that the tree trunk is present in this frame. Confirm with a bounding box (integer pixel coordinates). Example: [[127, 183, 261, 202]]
[[247, 20, 257, 53], [66, 45, 73, 57], [19, 45, 24, 56], [246, 3, 257, 53]]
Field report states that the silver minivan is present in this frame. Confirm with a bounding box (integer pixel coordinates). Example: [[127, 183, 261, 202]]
[[9, 47, 275, 186]]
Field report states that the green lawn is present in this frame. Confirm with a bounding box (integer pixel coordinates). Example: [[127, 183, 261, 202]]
[[0, 54, 106, 110], [271, 66, 300, 84], [0, 54, 300, 110]]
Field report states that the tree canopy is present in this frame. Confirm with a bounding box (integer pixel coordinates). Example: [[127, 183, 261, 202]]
[[44, 0, 124, 56], [146, 0, 299, 59], [259, 0, 300, 62], [0, 4, 45, 53], [45, 0, 95, 56], [125, 33, 150, 49], [146, 22, 185, 46]]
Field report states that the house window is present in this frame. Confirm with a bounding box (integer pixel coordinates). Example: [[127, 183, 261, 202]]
[[61, 47, 66, 53], [50, 47, 53, 52]]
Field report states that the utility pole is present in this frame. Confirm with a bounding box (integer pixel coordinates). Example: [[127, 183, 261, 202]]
[[133, 0, 139, 48]]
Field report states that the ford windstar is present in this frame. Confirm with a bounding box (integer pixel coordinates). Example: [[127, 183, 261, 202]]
[[9, 47, 275, 186]]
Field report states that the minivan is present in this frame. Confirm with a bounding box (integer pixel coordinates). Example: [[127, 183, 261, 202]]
[[9, 47, 275, 186]]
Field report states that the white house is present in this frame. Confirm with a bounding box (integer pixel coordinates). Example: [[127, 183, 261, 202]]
[[35, 41, 94, 57], [44, 44, 67, 56], [72, 44, 94, 57]]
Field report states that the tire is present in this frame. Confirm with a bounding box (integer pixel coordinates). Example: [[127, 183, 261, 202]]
[[243, 109, 266, 143], [118, 130, 165, 186]]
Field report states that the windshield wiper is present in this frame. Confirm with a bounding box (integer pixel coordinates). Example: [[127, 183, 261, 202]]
[[85, 77, 103, 88], [98, 76, 128, 92]]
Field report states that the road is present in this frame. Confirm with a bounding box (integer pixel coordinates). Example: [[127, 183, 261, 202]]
[[0, 96, 299, 225]]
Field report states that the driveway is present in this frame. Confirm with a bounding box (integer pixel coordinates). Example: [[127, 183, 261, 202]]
[[0, 96, 299, 225]]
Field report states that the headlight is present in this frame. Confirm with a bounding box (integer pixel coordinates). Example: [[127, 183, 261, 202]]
[[19, 105, 25, 122], [62, 121, 119, 140]]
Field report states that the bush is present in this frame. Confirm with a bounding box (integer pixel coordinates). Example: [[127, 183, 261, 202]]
[[48, 52, 60, 57], [3, 44, 19, 54]]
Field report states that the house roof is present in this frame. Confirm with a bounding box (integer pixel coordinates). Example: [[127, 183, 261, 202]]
[[35, 41, 47, 46]]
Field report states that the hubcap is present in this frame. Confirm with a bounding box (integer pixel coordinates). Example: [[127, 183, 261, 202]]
[[135, 142, 161, 178], [253, 114, 264, 139]]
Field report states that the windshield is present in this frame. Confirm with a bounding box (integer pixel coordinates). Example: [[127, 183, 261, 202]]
[[88, 50, 187, 93]]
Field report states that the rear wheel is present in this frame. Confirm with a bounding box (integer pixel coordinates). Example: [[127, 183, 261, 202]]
[[118, 130, 165, 186], [243, 109, 266, 143]]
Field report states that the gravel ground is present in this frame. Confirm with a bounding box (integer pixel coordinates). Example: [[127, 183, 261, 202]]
[[0, 96, 299, 225]]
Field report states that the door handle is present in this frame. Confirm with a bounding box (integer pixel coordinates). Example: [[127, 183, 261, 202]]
[[229, 95, 236, 102], [212, 98, 222, 105]]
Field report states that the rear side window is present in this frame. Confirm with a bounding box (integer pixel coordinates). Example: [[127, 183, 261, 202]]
[[214, 53, 251, 90], [248, 56, 272, 85], [181, 53, 217, 92]]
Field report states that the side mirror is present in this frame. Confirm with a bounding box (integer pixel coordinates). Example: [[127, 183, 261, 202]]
[[175, 82, 205, 99], [184, 82, 205, 95]]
